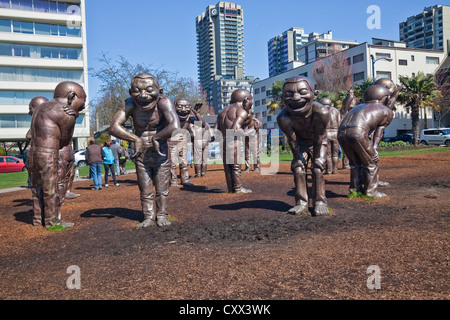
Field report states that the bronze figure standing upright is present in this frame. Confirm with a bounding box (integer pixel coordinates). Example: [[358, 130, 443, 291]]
[[109, 74, 180, 227], [243, 111, 261, 173], [277, 76, 330, 216], [191, 103, 211, 178], [338, 85, 394, 198], [319, 98, 341, 175], [215, 89, 254, 193], [27, 82, 86, 227]]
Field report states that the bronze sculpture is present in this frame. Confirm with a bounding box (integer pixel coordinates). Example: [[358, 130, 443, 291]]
[[243, 112, 261, 173], [338, 85, 394, 198], [340, 89, 357, 170], [191, 103, 211, 178], [215, 89, 254, 193], [109, 73, 180, 227], [27, 82, 86, 227], [277, 76, 330, 216], [319, 98, 341, 175], [169, 98, 195, 187]]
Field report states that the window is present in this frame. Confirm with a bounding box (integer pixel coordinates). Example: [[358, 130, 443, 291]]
[[254, 88, 260, 95], [261, 86, 266, 92], [426, 57, 439, 65], [0, 115, 15, 128], [353, 53, 364, 64], [0, 0, 10, 9], [376, 71, 392, 80], [399, 59, 408, 66], [0, 91, 53, 105], [376, 53, 391, 59], [0, 19, 11, 32], [411, 55, 415, 61], [353, 72, 365, 82]]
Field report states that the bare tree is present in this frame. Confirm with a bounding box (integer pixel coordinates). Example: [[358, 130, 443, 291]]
[[312, 47, 353, 93]]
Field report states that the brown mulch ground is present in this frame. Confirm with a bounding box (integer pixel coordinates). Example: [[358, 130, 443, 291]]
[[0, 152, 449, 300]]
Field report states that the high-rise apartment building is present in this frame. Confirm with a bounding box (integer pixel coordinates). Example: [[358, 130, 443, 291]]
[[0, 0, 89, 150], [268, 29, 358, 77], [196, 1, 254, 113], [399, 4, 450, 53]]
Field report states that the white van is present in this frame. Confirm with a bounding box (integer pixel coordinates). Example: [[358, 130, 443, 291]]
[[419, 128, 450, 146]]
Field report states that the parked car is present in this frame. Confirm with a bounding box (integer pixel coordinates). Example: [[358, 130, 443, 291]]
[[419, 128, 450, 146], [388, 133, 413, 144], [74, 149, 87, 167], [0, 156, 26, 173]]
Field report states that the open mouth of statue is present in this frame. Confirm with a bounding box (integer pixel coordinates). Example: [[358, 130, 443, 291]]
[[287, 99, 307, 110]]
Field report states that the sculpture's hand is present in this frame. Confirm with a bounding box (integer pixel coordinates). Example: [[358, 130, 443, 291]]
[[131, 138, 143, 160], [372, 150, 379, 164], [152, 137, 166, 157]]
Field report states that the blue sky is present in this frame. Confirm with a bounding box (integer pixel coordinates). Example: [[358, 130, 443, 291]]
[[85, 0, 443, 102]]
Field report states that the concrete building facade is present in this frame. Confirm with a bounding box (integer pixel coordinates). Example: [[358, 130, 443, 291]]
[[0, 0, 89, 150]]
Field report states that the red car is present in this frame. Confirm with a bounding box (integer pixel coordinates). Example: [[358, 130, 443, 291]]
[[0, 156, 26, 173]]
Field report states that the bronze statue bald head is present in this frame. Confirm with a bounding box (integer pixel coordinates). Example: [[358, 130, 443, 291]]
[[363, 85, 390, 106], [230, 89, 253, 111], [319, 97, 333, 107], [29, 96, 49, 115], [282, 76, 318, 116], [54, 81, 86, 115], [130, 73, 163, 109], [374, 78, 396, 95], [174, 98, 192, 121]]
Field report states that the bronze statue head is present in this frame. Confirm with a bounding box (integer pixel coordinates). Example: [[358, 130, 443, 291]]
[[174, 98, 192, 121], [319, 97, 333, 108], [282, 76, 318, 116], [363, 85, 390, 106], [29, 96, 49, 115], [374, 78, 396, 95], [230, 89, 253, 111], [129, 73, 163, 109], [54, 81, 86, 116]]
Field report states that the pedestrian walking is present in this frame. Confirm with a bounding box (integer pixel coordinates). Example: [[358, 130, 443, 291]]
[[85, 138, 104, 191], [119, 144, 129, 175], [110, 140, 121, 176], [102, 141, 120, 187]]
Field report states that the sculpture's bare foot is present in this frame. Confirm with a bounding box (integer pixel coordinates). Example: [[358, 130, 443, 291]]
[[314, 203, 330, 216], [138, 219, 156, 228], [288, 205, 309, 216], [378, 181, 389, 187], [253, 168, 260, 173], [157, 216, 172, 227], [235, 187, 252, 194], [182, 181, 194, 187]]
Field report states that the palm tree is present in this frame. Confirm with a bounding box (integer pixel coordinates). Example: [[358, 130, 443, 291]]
[[266, 80, 285, 115], [398, 72, 442, 145]]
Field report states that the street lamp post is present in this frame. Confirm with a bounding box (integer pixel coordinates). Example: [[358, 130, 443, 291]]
[[370, 54, 393, 82]]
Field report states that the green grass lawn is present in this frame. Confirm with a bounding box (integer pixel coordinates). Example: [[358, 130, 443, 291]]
[[1, 148, 448, 190]]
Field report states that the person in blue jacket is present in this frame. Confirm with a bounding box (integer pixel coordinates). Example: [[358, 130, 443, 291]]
[[102, 140, 120, 187]]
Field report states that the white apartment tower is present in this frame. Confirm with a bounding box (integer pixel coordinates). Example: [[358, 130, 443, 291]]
[[399, 4, 450, 53], [0, 0, 89, 150], [196, 2, 254, 113]]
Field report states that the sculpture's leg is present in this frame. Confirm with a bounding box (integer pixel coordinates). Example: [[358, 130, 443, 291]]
[[168, 142, 178, 187], [289, 165, 309, 215], [155, 159, 172, 227], [364, 163, 386, 198], [312, 167, 329, 216], [136, 151, 156, 228]]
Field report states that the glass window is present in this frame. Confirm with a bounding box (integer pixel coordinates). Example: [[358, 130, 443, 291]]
[[353, 53, 364, 64], [75, 114, 85, 127], [58, 2, 69, 14], [0, 0, 10, 9], [0, 67, 15, 81], [68, 48, 81, 60], [0, 91, 15, 104], [35, 23, 51, 35], [59, 25, 67, 36], [34, 0, 50, 12], [17, 114, 31, 128], [377, 71, 392, 80], [0, 43, 13, 56], [19, 0, 32, 10], [21, 21, 33, 34], [0, 19, 11, 32], [22, 68, 35, 81], [49, 0, 57, 13], [353, 72, 365, 82], [67, 26, 81, 37], [0, 115, 15, 128], [426, 57, 439, 65]]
